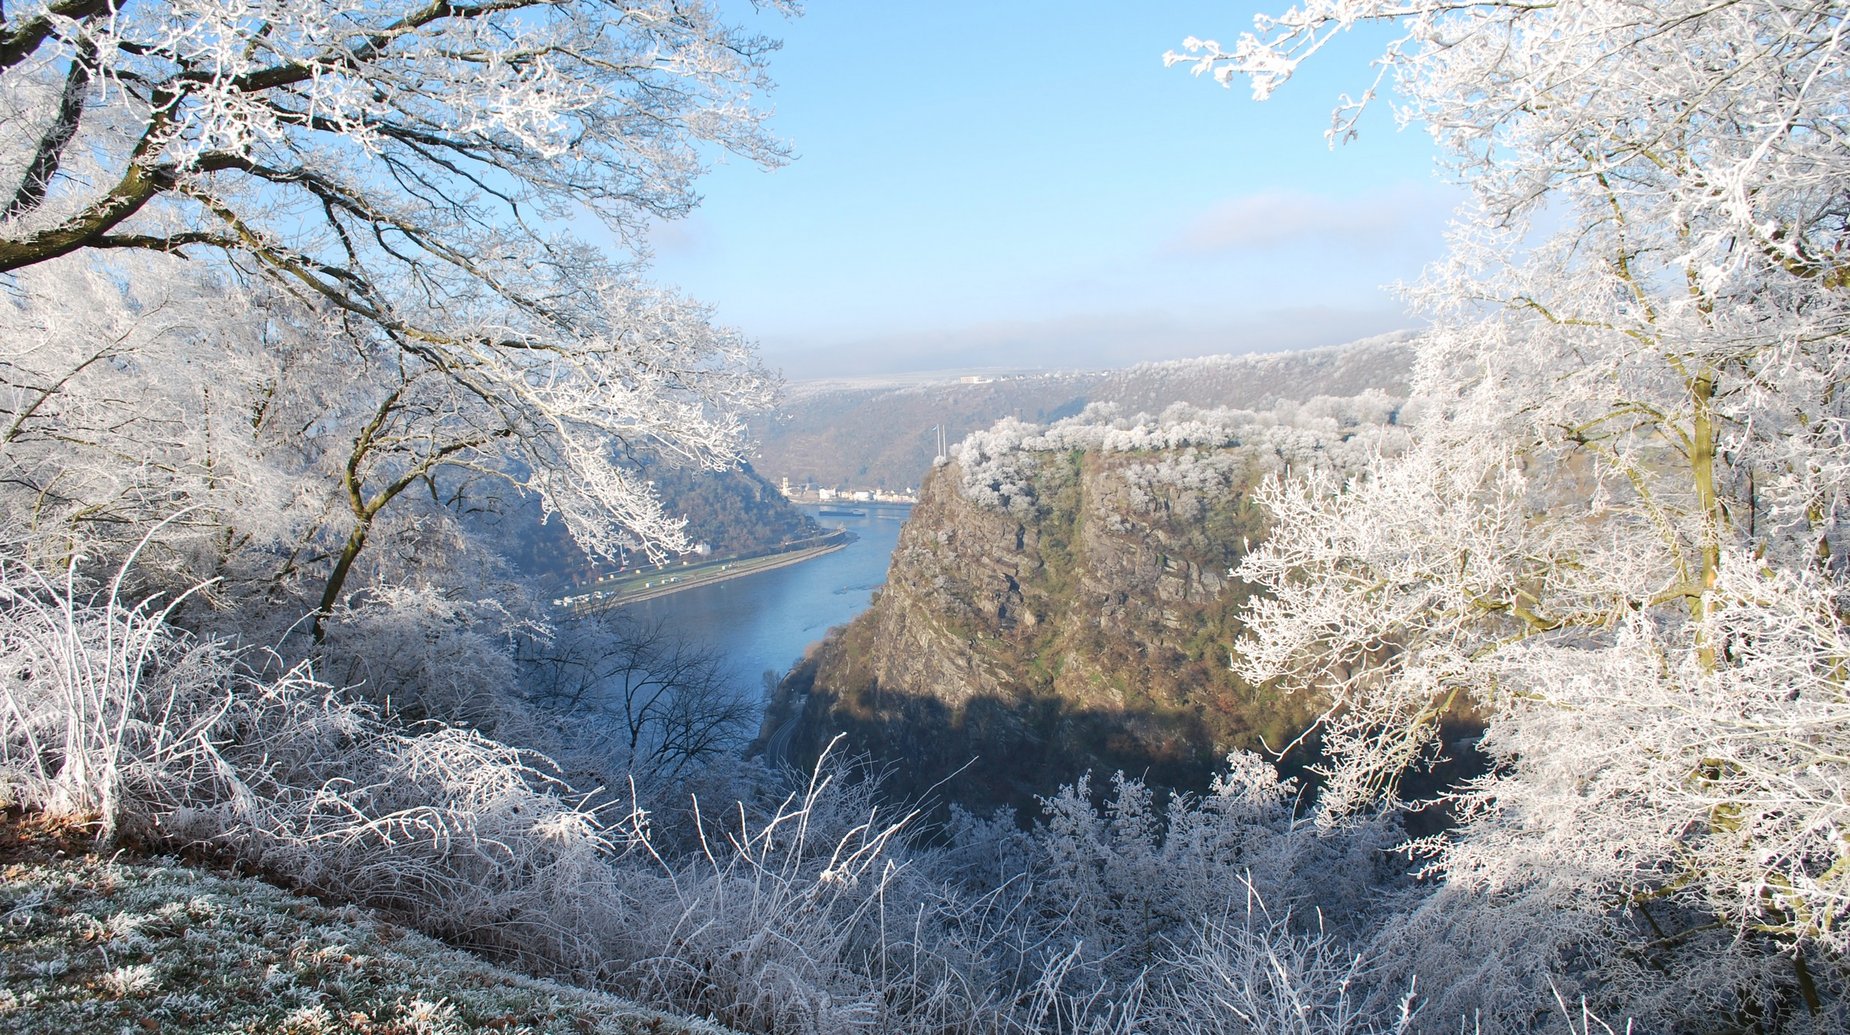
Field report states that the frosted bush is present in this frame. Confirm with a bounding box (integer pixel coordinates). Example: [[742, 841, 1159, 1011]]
[[950, 394, 1405, 514], [1124, 450, 1248, 500], [1143, 904, 1414, 1035], [998, 758, 1400, 985], [315, 583, 526, 731], [0, 550, 291, 837], [0, 548, 619, 970], [16, 543, 1827, 1032]]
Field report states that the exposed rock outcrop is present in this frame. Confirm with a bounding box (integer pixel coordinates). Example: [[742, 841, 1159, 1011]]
[[775, 401, 1403, 810]]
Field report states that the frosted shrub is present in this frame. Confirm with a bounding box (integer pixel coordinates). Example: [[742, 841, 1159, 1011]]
[[898, 755, 1406, 1034], [1144, 904, 1413, 1035], [612, 755, 1013, 1035], [585, 748, 1418, 1035], [218, 722, 623, 971], [315, 581, 526, 731], [0, 551, 297, 837], [1001, 757, 1400, 986], [953, 418, 1046, 515], [0, 549, 620, 974], [950, 394, 1404, 514]]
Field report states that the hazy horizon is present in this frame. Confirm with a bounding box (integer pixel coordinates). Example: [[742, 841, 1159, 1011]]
[[646, 3, 1454, 381], [770, 308, 1423, 382]]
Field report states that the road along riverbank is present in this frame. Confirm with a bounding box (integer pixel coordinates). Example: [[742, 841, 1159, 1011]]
[[554, 529, 853, 614]]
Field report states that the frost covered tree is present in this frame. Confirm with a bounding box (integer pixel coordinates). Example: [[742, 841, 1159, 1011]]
[[1175, 1, 1849, 1024], [0, 0, 789, 275], [0, 0, 783, 604]]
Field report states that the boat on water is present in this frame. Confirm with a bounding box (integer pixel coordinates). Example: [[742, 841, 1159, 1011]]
[[816, 506, 868, 517]]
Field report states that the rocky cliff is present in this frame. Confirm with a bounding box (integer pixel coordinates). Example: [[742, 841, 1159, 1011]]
[[774, 400, 1403, 810]]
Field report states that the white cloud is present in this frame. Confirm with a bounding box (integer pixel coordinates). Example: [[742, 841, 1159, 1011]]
[[1165, 182, 1454, 257], [645, 214, 715, 257]]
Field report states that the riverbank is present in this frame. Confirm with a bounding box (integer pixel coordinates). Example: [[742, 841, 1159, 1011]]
[[619, 508, 907, 703], [556, 529, 854, 614]]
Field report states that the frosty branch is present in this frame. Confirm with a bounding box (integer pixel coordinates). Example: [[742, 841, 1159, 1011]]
[[1185, 0, 1850, 967]]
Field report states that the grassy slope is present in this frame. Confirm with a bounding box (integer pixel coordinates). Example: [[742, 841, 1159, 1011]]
[[0, 820, 735, 1035]]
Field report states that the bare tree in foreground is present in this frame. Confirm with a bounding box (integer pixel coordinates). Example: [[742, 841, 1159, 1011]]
[[520, 613, 753, 783]]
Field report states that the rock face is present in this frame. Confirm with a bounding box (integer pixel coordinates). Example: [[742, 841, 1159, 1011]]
[[778, 433, 1341, 811]]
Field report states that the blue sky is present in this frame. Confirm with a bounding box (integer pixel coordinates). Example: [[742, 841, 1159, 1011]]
[[652, 3, 1456, 379]]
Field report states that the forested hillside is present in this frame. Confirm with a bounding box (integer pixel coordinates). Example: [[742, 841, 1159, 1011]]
[[491, 463, 822, 589], [752, 333, 1415, 492]]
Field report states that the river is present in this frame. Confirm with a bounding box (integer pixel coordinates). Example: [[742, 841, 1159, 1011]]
[[624, 503, 910, 701]]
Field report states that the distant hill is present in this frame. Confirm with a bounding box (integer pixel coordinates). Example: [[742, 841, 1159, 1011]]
[[752, 372, 1100, 494], [1090, 330, 1418, 413], [751, 332, 1417, 492]]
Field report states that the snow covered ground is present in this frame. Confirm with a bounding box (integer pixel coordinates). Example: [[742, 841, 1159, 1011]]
[[0, 823, 736, 1035]]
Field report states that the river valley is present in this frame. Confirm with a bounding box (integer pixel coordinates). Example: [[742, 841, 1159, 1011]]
[[623, 503, 909, 707]]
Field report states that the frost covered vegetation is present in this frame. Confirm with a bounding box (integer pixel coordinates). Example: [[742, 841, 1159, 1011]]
[[1, 1, 1848, 1034], [0, 831, 734, 1035], [949, 393, 1403, 517], [0, 564, 1421, 1034]]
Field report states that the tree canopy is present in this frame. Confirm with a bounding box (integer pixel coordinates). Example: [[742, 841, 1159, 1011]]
[[1175, 0, 1850, 1012], [0, 0, 788, 636]]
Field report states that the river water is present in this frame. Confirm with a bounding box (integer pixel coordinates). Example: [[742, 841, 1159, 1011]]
[[625, 504, 909, 701]]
